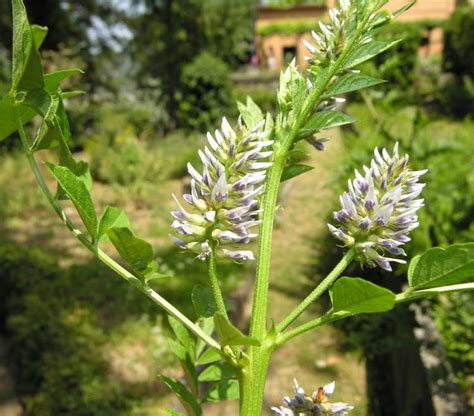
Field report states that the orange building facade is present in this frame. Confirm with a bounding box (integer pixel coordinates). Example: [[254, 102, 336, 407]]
[[256, 0, 457, 71]]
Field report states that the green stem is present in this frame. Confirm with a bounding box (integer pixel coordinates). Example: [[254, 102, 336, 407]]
[[15, 107, 220, 351], [276, 311, 350, 348], [239, 343, 273, 416], [276, 249, 355, 333], [276, 282, 474, 347], [208, 243, 228, 318], [249, 13, 372, 341]]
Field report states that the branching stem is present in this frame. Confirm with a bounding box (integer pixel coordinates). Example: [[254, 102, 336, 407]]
[[15, 106, 220, 352], [276, 248, 355, 333]]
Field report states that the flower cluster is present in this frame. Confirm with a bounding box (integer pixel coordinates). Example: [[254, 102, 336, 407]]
[[170, 117, 273, 261], [272, 380, 353, 415], [303, 0, 351, 66], [329, 143, 427, 271]]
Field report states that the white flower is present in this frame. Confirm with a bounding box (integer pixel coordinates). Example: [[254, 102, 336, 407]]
[[329, 142, 427, 271], [272, 380, 353, 415], [170, 117, 273, 261]]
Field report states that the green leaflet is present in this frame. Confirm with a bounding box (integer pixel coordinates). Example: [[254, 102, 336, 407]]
[[330, 277, 396, 315], [323, 73, 386, 98], [97, 206, 130, 242], [192, 285, 218, 318], [159, 375, 202, 416], [198, 362, 236, 382], [281, 164, 314, 182], [46, 163, 98, 240], [169, 316, 195, 358], [298, 110, 355, 139], [11, 0, 44, 92], [408, 243, 474, 289], [237, 96, 264, 130], [0, 69, 83, 142], [214, 313, 260, 347], [341, 40, 402, 70], [31, 24, 48, 49], [203, 379, 239, 403], [196, 346, 221, 366], [105, 226, 153, 271]]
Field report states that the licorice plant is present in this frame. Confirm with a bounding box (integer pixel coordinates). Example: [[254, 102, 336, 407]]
[[1, 0, 473, 415]]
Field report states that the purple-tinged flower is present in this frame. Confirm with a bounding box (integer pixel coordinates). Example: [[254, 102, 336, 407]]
[[170, 116, 273, 261], [304, 1, 352, 67], [329, 143, 427, 271], [272, 380, 353, 415]]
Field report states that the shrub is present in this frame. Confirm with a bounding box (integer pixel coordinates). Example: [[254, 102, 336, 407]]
[[443, 6, 474, 79], [177, 51, 234, 131], [0, 243, 131, 415]]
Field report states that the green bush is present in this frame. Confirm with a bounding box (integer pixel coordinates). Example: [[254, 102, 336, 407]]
[[90, 131, 204, 189], [443, 6, 474, 79], [364, 22, 429, 90], [177, 51, 234, 131], [0, 243, 131, 415]]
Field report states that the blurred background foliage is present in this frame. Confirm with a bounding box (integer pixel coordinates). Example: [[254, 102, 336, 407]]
[[0, 0, 473, 415]]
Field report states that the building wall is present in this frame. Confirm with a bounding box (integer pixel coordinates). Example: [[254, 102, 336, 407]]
[[257, 0, 457, 71]]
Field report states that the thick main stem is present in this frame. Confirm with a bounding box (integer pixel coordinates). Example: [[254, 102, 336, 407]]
[[239, 344, 273, 416]]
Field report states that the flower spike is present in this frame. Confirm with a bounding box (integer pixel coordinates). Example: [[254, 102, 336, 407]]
[[171, 116, 273, 261], [329, 142, 427, 271]]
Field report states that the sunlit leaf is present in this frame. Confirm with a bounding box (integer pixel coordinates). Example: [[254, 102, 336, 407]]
[[237, 96, 264, 129], [341, 40, 402, 70], [298, 110, 355, 139], [324, 73, 385, 98], [408, 243, 474, 289], [97, 206, 130, 242], [330, 277, 396, 315], [11, 0, 44, 91], [281, 164, 314, 182], [214, 313, 260, 347], [46, 163, 98, 239], [198, 362, 236, 382], [106, 226, 154, 271], [159, 375, 202, 416]]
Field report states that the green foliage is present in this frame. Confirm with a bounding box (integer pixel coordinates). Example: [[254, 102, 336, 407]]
[[162, 314, 239, 413], [177, 52, 233, 131], [443, 6, 474, 79], [330, 277, 396, 315], [0, 243, 132, 415], [281, 164, 314, 182], [257, 20, 320, 37], [46, 163, 98, 239], [317, 102, 474, 386], [214, 313, 260, 347], [408, 243, 474, 289], [234, 85, 278, 115], [436, 74, 474, 118], [434, 292, 474, 390], [362, 22, 430, 91], [298, 110, 355, 139], [323, 73, 385, 97]]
